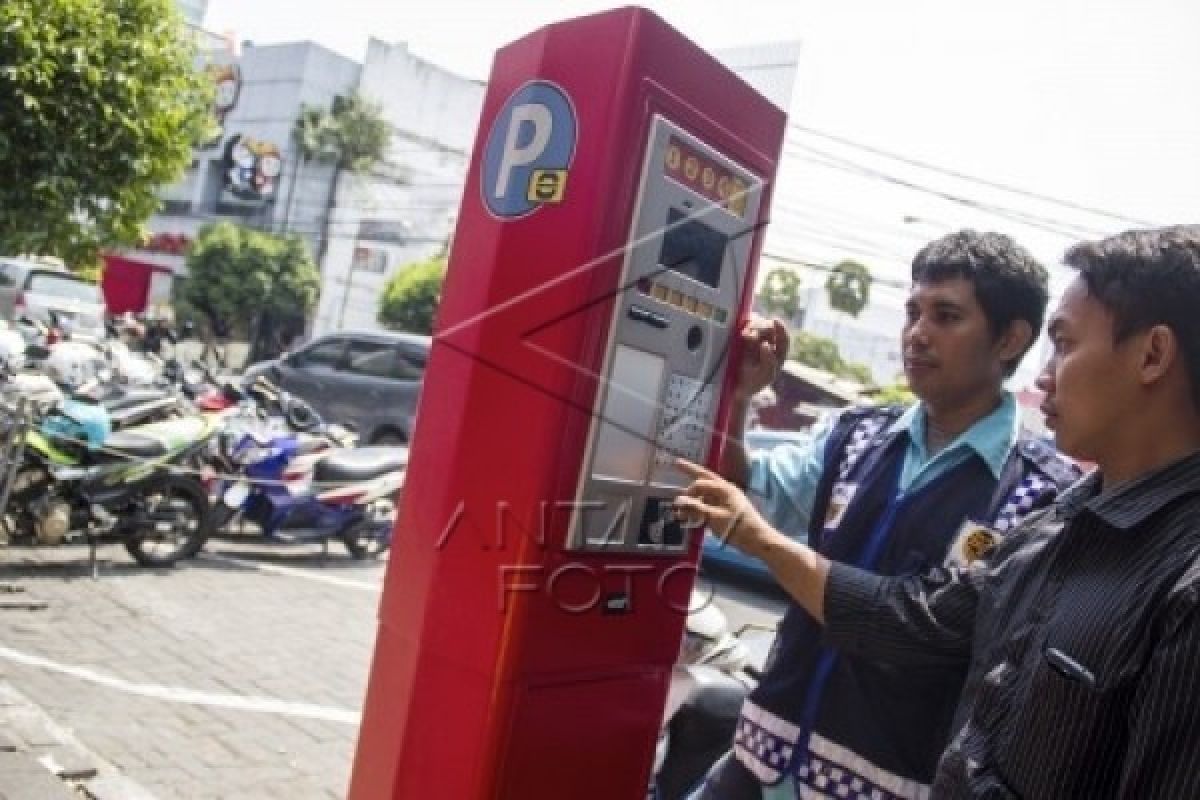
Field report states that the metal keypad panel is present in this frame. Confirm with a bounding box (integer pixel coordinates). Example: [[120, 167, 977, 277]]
[[568, 114, 762, 554], [653, 374, 713, 467]]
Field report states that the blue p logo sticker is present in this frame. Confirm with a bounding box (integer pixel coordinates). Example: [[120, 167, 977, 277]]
[[482, 82, 577, 219]]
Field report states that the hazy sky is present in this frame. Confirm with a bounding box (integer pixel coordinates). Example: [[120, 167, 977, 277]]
[[205, 0, 1198, 243], [205, 0, 1199, 382]]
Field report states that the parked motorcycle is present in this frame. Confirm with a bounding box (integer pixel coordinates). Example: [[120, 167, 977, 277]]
[[2, 398, 219, 571], [651, 594, 773, 800], [212, 427, 405, 558], [37, 336, 191, 430]]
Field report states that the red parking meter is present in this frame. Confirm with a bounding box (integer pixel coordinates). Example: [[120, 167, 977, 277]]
[[349, 8, 785, 799]]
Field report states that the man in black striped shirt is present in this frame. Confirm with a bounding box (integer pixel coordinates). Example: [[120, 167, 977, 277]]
[[677, 226, 1200, 798]]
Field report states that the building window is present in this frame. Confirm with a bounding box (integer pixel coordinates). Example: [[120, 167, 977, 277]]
[[357, 219, 411, 245], [352, 246, 388, 274]]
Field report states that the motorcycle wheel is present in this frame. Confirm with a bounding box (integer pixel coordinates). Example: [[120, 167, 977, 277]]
[[340, 517, 392, 560], [124, 476, 211, 567]]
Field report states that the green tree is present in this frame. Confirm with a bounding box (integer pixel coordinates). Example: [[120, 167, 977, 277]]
[[825, 260, 873, 318], [839, 361, 874, 386], [0, 0, 211, 267], [378, 257, 447, 335], [314, 93, 390, 262], [873, 380, 916, 406], [757, 267, 802, 320], [789, 330, 874, 385], [280, 105, 336, 234], [174, 223, 319, 361], [790, 331, 844, 374]]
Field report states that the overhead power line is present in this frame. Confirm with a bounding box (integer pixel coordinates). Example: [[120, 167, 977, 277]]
[[787, 123, 1158, 229], [760, 251, 911, 291], [785, 143, 1109, 240]]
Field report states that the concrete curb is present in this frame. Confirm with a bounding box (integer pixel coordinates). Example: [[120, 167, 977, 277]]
[[0, 681, 159, 800]]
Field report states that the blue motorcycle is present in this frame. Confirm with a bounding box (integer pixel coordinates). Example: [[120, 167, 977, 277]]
[[212, 427, 407, 559]]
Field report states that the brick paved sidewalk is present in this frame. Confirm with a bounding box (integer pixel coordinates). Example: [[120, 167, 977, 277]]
[[0, 665, 158, 799], [0, 539, 386, 799]]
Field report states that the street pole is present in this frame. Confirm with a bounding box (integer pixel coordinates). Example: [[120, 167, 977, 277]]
[[335, 260, 357, 330], [281, 151, 304, 235]]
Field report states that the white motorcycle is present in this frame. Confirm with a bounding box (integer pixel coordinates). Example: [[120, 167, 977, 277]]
[[651, 592, 774, 800]]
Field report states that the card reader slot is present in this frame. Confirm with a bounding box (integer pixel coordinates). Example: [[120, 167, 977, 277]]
[[627, 304, 669, 329]]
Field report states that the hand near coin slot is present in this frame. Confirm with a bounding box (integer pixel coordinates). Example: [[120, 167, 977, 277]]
[[668, 458, 775, 557]]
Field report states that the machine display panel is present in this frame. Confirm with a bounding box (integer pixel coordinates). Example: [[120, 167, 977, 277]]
[[567, 115, 762, 553], [659, 208, 727, 289]]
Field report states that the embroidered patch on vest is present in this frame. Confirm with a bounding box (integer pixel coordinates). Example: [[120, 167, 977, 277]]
[[944, 519, 999, 569], [824, 482, 858, 531]]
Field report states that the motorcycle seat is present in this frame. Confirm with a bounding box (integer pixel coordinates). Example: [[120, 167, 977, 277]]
[[104, 388, 172, 411], [103, 431, 169, 459], [677, 666, 751, 721], [314, 446, 408, 484]]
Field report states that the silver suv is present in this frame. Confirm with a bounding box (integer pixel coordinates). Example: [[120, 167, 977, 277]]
[[242, 330, 431, 445], [0, 258, 106, 341]]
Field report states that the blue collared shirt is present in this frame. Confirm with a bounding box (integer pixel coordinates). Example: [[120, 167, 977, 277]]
[[746, 393, 1020, 538]]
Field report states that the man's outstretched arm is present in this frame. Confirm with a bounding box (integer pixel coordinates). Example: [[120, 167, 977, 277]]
[[674, 459, 980, 667]]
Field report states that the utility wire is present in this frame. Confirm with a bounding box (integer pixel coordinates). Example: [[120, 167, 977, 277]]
[[785, 144, 1108, 240], [787, 123, 1158, 228]]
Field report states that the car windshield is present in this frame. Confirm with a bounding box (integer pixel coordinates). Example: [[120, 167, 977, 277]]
[[27, 273, 103, 303]]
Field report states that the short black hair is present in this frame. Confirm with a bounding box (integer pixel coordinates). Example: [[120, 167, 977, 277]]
[[1065, 225, 1200, 409], [911, 230, 1050, 376]]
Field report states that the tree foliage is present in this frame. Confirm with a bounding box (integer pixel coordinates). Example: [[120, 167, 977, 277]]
[[872, 381, 916, 406], [378, 257, 447, 335], [310, 92, 390, 261], [292, 106, 334, 164], [290, 93, 389, 172], [0, 0, 211, 266], [174, 223, 319, 354], [757, 267, 802, 320], [790, 331, 874, 385], [324, 93, 390, 172], [825, 260, 873, 318]]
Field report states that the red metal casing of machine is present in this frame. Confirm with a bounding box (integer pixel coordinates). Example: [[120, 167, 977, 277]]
[[349, 8, 785, 799]]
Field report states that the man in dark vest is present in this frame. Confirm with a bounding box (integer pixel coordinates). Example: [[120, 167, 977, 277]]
[[690, 230, 1079, 799]]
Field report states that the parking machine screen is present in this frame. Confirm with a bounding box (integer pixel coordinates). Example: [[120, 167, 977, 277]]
[[660, 208, 727, 289]]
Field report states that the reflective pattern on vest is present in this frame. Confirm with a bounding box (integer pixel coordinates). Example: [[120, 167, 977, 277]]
[[735, 407, 1077, 798]]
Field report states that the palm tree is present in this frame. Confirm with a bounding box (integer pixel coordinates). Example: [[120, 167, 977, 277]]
[[280, 106, 335, 235], [758, 267, 803, 323], [315, 92, 391, 266], [825, 259, 873, 354], [825, 259, 872, 318]]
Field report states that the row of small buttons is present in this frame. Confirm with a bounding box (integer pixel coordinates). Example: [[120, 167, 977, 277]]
[[636, 278, 728, 324]]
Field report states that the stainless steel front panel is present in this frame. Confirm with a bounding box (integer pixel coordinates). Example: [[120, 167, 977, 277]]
[[568, 116, 763, 553]]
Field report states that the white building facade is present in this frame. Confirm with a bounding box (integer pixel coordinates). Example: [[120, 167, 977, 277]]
[[312, 41, 484, 335]]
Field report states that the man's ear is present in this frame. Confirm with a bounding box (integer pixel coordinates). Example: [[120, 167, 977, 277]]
[[996, 319, 1034, 368], [1139, 324, 1177, 386]]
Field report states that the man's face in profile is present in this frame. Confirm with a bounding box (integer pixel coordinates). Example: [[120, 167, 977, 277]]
[[1037, 276, 1137, 463]]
